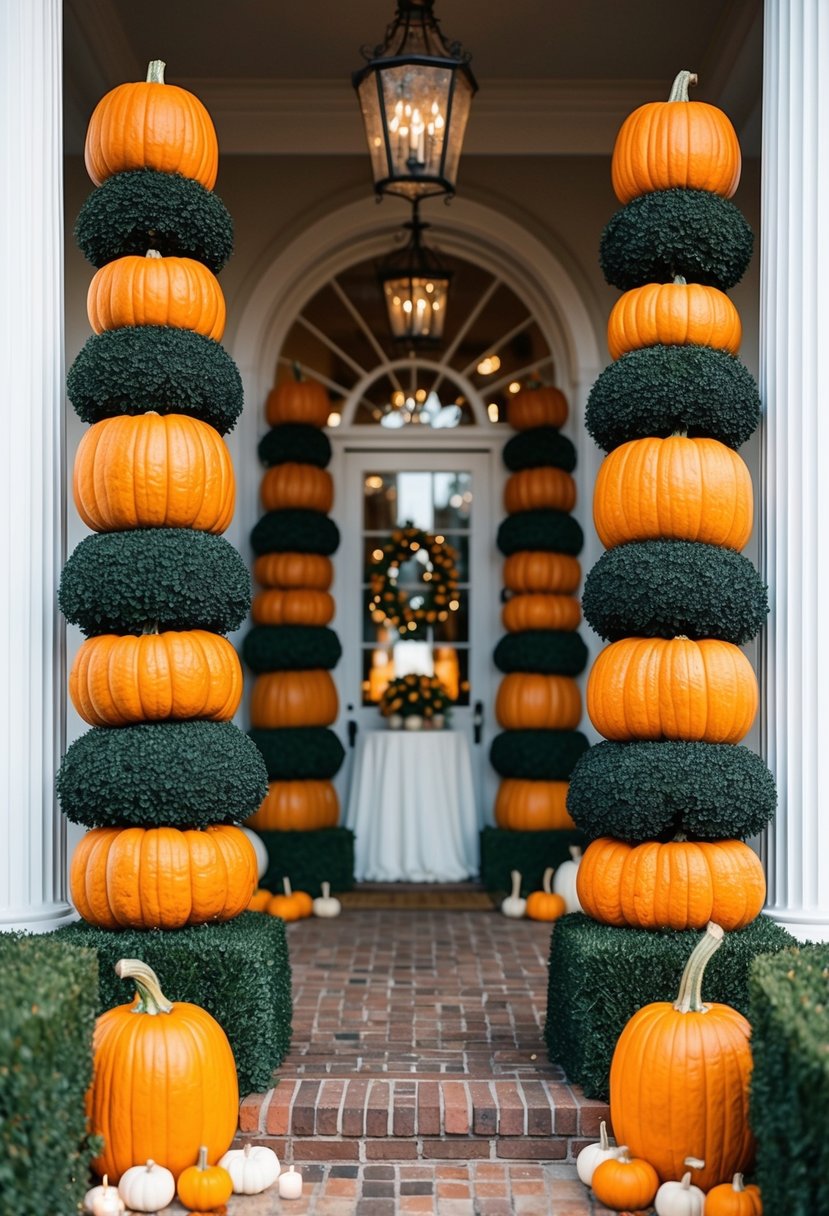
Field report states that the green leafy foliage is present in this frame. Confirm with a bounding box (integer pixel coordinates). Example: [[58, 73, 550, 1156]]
[[489, 730, 590, 780], [479, 826, 586, 896], [493, 630, 588, 675], [497, 510, 584, 557], [251, 509, 341, 556], [243, 625, 342, 673], [248, 727, 346, 780], [259, 827, 355, 896], [258, 424, 332, 469], [502, 427, 576, 473]]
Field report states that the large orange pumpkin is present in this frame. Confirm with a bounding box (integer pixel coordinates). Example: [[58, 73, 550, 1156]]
[[609, 923, 755, 1189], [87, 250, 226, 341], [593, 435, 752, 551], [84, 60, 219, 190], [265, 377, 330, 428], [73, 413, 235, 534], [503, 551, 581, 594], [495, 780, 574, 831], [611, 70, 741, 204], [504, 467, 577, 515], [70, 825, 258, 930], [502, 593, 581, 633], [247, 780, 340, 831], [495, 673, 582, 730], [251, 588, 335, 627], [250, 669, 339, 728], [69, 630, 242, 727], [507, 385, 568, 430], [607, 278, 741, 361], [88, 960, 237, 1182], [587, 636, 758, 744], [253, 552, 333, 590], [577, 838, 766, 931], [260, 463, 334, 513]]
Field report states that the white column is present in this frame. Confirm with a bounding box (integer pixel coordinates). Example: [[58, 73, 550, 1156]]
[[0, 0, 74, 930], [759, 0, 829, 942]]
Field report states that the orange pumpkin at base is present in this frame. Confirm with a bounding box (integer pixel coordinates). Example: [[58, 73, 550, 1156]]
[[704, 1174, 763, 1216], [590, 1149, 659, 1212], [525, 867, 567, 921], [176, 1147, 233, 1212]]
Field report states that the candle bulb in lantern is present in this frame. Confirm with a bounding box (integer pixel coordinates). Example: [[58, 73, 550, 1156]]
[[278, 1166, 303, 1199]]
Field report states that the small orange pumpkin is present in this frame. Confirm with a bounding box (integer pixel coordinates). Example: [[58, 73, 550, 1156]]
[[87, 250, 226, 341], [176, 1147, 233, 1212], [508, 385, 568, 430], [246, 780, 340, 831], [260, 463, 334, 513], [251, 588, 335, 627], [250, 670, 339, 728], [495, 780, 574, 831], [591, 1148, 659, 1211], [705, 1174, 763, 1216], [265, 374, 330, 429], [502, 593, 581, 632], [526, 866, 567, 921], [495, 673, 581, 730], [248, 888, 272, 912], [504, 467, 577, 515], [267, 876, 311, 921], [502, 551, 581, 595], [253, 552, 334, 590], [607, 277, 741, 361]]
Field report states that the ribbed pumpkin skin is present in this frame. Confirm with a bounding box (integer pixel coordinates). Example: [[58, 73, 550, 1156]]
[[577, 836, 766, 931], [502, 594, 581, 633], [265, 380, 330, 428], [607, 282, 741, 360], [504, 468, 577, 514], [250, 669, 339, 727], [247, 779, 340, 830], [588, 636, 758, 744], [253, 552, 333, 590], [70, 825, 258, 929], [503, 551, 581, 594], [88, 254, 226, 341], [508, 386, 568, 430], [495, 779, 575, 830], [593, 436, 752, 551], [84, 74, 219, 189], [260, 463, 334, 513], [69, 630, 242, 727], [496, 673, 582, 730], [73, 414, 235, 533], [704, 1177, 763, 1215], [251, 589, 335, 627]]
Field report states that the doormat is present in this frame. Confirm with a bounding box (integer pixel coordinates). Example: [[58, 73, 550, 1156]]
[[339, 887, 498, 910]]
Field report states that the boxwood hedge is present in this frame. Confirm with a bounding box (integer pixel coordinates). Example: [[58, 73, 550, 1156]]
[[493, 630, 588, 675], [251, 509, 341, 556], [242, 625, 342, 673], [489, 730, 589, 780], [248, 727, 346, 780], [502, 428, 576, 473], [259, 827, 355, 896], [497, 510, 584, 557], [479, 826, 585, 896], [258, 424, 332, 469]]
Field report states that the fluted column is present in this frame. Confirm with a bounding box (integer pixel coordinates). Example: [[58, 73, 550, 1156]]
[[0, 0, 74, 929], [760, 0, 829, 941]]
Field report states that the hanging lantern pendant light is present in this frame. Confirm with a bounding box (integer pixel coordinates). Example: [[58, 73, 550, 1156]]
[[378, 201, 452, 343]]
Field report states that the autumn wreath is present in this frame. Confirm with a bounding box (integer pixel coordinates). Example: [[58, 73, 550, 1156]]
[[368, 525, 460, 635]]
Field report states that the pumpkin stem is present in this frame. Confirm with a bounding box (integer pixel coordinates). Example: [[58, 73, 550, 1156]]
[[283, 876, 293, 897], [510, 870, 522, 899], [141, 622, 160, 635], [668, 69, 698, 102], [197, 1145, 208, 1171], [673, 274, 688, 286], [598, 1119, 610, 1152], [115, 959, 173, 1015], [542, 866, 554, 895], [614, 1146, 632, 1164], [569, 845, 582, 863], [732, 1174, 745, 1192], [146, 249, 162, 259], [146, 1160, 156, 1171], [321, 882, 331, 899], [146, 60, 166, 84], [244, 1143, 252, 1158], [673, 922, 724, 1013]]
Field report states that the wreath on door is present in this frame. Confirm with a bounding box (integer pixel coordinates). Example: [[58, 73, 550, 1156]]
[[368, 525, 460, 634]]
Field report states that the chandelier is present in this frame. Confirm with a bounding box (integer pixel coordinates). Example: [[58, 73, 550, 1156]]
[[377, 202, 452, 344]]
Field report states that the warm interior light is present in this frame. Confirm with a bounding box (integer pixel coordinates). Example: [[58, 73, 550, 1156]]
[[487, 402, 500, 422], [508, 381, 522, 394], [392, 390, 405, 407], [476, 354, 501, 376], [366, 475, 384, 490], [327, 411, 342, 427]]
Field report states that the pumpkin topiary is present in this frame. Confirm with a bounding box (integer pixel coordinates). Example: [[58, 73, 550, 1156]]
[[493, 630, 589, 676], [496, 672, 582, 730], [247, 727, 345, 781], [607, 278, 741, 361], [242, 625, 342, 673], [258, 423, 332, 469], [497, 510, 584, 556], [87, 250, 226, 341], [250, 509, 340, 557], [502, 427, 576, 473], [489, 729, 589, 781]]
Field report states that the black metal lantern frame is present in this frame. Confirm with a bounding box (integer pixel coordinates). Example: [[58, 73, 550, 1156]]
[[353, 0, 477, 201], [378, 202, 453, 344]]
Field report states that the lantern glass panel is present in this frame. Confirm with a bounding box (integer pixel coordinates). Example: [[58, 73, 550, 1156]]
[[377, 63, 453, 198], [383, 273, 449, 341]]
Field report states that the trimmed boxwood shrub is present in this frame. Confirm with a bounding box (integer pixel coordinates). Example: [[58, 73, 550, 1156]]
[[546, 913, 796, 1099], [489, 730, 589, 780], [749, 946, 829, 1216], [479, 826, 585, 896], [67, 326, 243, 433], [57, 721, 268, 829], [586, 345, 760, 452], [600, 188, 753, 291], [493, 630, 588, 676], [567, 740, 776, 843], [248, 727, 345, 780], [0, 937, 99, 1216], [502, 428, 576, 473], [243, 625, 342, 673], [260, 827, 355, 896], [75, 169, 234, 271], [497, 510, 584, 557], [59, 529, 251, 636], [258, 424, 332, 469], [582, 540, 769, 644], [52, 914, 291, 1095], [251, 509, 341, 556]]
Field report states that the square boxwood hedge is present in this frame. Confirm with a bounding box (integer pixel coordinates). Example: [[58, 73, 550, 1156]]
[[546, 913, 796, 1100], [260, 826, 355, 896], [479, 826, 585, 896], [0, 935, 99, 1216], [749, 945, 829, 1216], [52, 913, 291, 1095]]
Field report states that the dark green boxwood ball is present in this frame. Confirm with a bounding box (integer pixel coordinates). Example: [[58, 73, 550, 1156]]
[[600, 188, 753, 291], [251, 509, 340, 556], [586, 344, 760, 452], [67, 326, 243, 434], [502, 428, 576, 473], [75, 169, 234, 271], [57, 721, 268, 829], [258, 424, 332, 469], [242, 625, 342, 673], [248, 727, 345, 780], [497, 510, 584, 557], [489, 730, 589, 780], [583, 540, 768, 645], [60, 529, 251, 636], [493, 630, 588, 676], [567, 740, 776, 844]]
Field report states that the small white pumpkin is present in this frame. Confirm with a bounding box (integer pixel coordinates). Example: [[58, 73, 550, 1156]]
[[219, 1142, 281, 1194], [312, 881, 342, 918], [83, 1176, 125, 1215], [117, 1159, 175, 1212], [552, 844, 584, 913], [501, 870, 527, 918], [241, 825, 269, 880], [655, 1160, 706, 1216], [576, 1118, 622, 1185]]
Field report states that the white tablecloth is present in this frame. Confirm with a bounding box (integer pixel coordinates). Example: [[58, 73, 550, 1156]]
[[344, 729, 479, 882]]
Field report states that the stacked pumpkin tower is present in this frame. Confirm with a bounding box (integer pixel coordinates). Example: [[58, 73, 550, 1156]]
[[546, 70, 796, 1099], [480, 384, 589, 894], [243, 370, 355, 895]]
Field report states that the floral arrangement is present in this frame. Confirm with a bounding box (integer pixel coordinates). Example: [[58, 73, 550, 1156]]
[[379, 674, 452, 723]]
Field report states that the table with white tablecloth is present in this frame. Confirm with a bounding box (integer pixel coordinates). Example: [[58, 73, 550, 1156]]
[[344, 729, 479, 882]]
